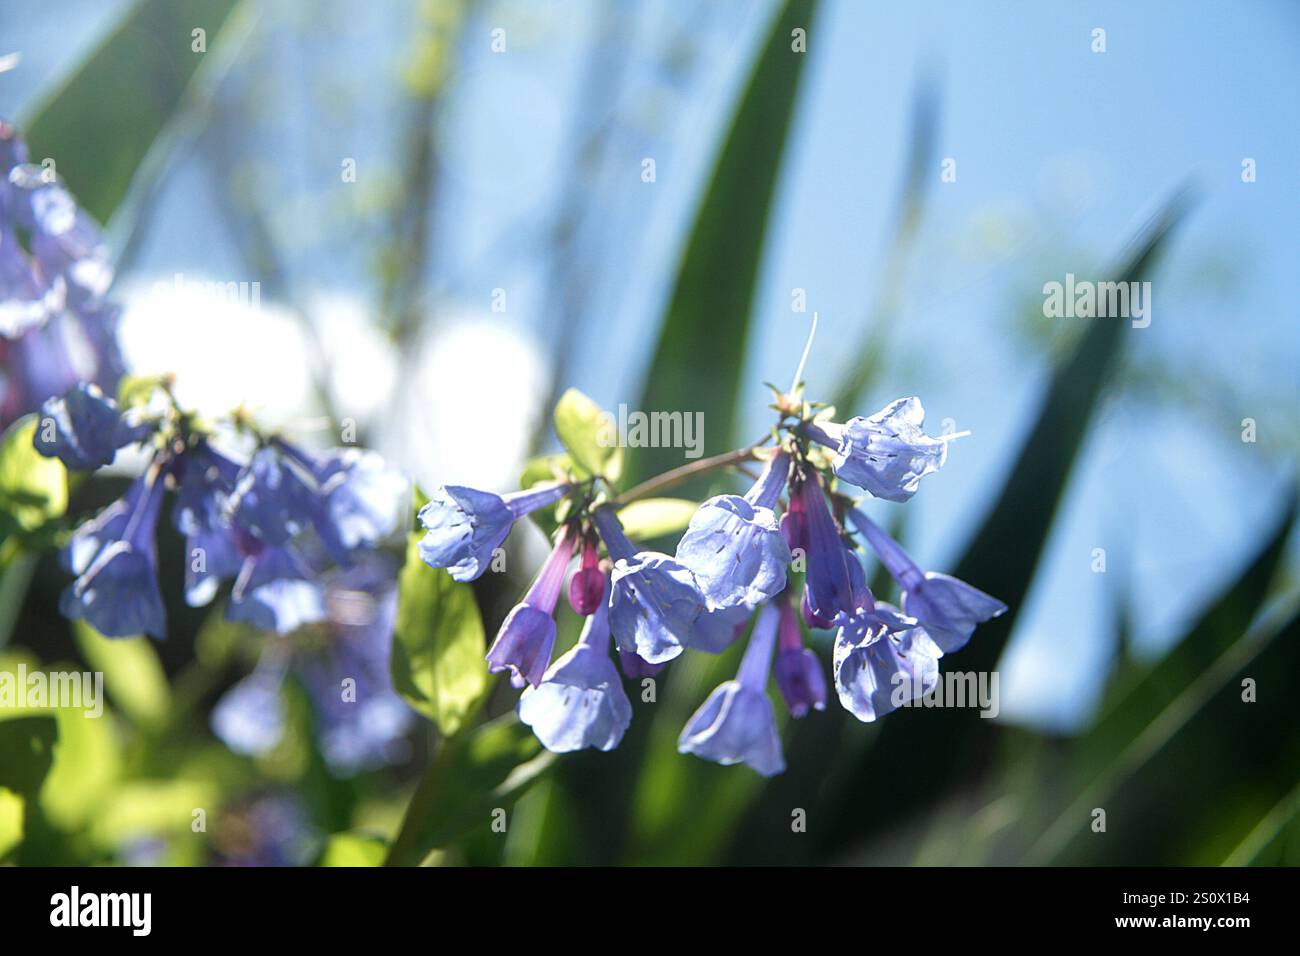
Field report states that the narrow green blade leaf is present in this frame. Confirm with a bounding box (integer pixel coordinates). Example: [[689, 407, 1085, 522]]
[[1082, 491, 1296, 768], [1034, 603, 1300, 864], [627, 0, 819, 483], [23, 0, 242, 223], [384, 714, 554, 866], [812, 191, 1192, 857]]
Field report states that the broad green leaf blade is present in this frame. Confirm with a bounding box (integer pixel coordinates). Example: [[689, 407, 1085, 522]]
[[615, 498, 698, 540], [73, 621, 171, 731], [0, 416, 67, 546], [0, 715, 57, 797], [627, 0, 819, 484], [391, 533, 488, 736], [23, 0, 242, 223], [553, 388, 622, 482], [384, 714, 554, 866], [811, 191, 1192, 858]]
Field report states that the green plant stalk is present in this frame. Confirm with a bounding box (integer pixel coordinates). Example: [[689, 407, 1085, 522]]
[[384, 732, 464, 867]]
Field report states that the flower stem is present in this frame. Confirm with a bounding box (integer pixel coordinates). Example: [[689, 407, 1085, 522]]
[[615, 444, 762, 504]]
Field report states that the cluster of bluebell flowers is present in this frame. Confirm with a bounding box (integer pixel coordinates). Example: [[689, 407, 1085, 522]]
[[418, 365, 1007, 775], [35, 379, 409, 641], [0, 120, 124, 428]]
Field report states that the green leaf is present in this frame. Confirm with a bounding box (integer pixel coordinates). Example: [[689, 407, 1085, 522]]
[[0, 416, 68, 544], [1032, 603, 1300, 865], [0, 787, 22, 860], [22, 0, 243, 223], [553, 388, 622, 482], [0, 715, 58, 797], [89, 780, 214, 850], [626, 0, 819, 484], [384, 713, 554, 866], [1083, 491, 1295, 764], [319, 832, 388, 867], [391, 532, 488, 736], [73, 621, 171, 732], [615, 498, 699, 540]]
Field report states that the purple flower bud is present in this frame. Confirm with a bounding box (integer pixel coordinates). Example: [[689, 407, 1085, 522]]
[[486, 526, 577, 688], [773, 598, 827, 718], [567, 532, 604, 616], [418, 482, 569, 583], [799, 475, 870, 624], [678, 602, 785, 776], [849, 508, 1006, 654]]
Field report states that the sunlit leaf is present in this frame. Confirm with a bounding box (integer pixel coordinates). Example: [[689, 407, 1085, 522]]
[[553, 388, 622, 483], [615, 498, 698, 541], [0, 416, 68, 544], [0, 787, 22, 859], [74, 621, 171, 732], [391, 533, 488, 736], [319, 832, 388, 867]]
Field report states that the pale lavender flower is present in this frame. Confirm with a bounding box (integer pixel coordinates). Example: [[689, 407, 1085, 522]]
[[677, 602, 785, 776]]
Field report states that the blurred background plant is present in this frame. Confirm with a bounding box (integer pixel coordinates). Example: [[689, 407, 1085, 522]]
[[0, 0, 1297, 866]]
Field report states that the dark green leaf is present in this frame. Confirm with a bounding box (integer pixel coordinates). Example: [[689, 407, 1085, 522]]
[[0, 716, 58, 797], [384, 714, 554, 866]]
